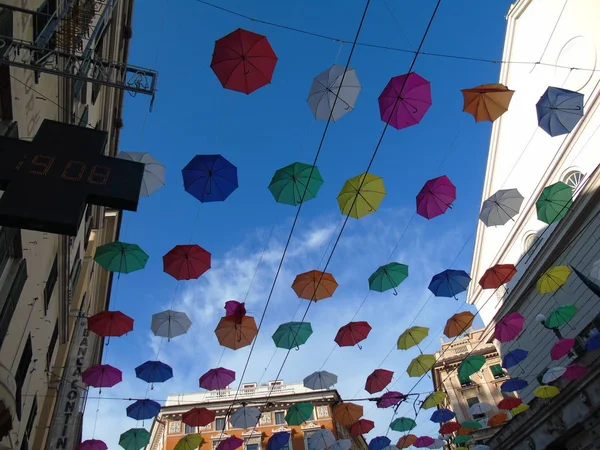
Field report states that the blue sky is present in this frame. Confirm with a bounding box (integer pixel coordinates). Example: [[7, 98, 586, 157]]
[[82, 0, 516, 447]]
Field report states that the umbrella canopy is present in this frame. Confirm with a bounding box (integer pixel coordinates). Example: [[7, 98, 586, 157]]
[[542, 367, 567, 383], [268, 162, 324, 206], [210, 28, 278, 94], [430, 409, 455, 423], [428, 269, 471, 299], [199, 367, 235, 390], [498, 397, 522, 410], [586, 332, 600, 350], [307, 429, 336, 450], [333, 402, 363, 426], [215, 316, 258, 350], [494, 312, 524, 342], [537, 265, 571, 294], [502, 349, 528, 369], [422, 391, 447, 409], [551, 338, 576, 360], [151, 309, 192, 340], [461, 83, 514, 122], [335, 321, 372, 348], [460, 420, 482, 430], [536, 182, 573, 224], [396, 435, 418, 449], [474, 446, 492, 450], [285, 402, 314, 425], [369, 437, 391, 450], [444, 312, 475, 338], [365, 368, 393, 394], [135, 360, 173, 384], [182, 407, 215, 427], [390, 417, 417, 432], [337, 172, 386, 219], [350, 419, 375, 436], [230, 407, 261, 429], [511, 403, 530, 416], [216, 436, 243, 450], [126, 399, 161, 420], [501, 378, 528, 392], [563, 363, 588, 380], [468, 403, 492, 416], [379, 72, 432, 130], [536, 86, 584, 137], [174, 434, 204, 450], [397, 326, 429, 350], [307, 64, 361, 121], [369, 263, 409, 295], [272, 322, 313, 349], [77, 440, 107, 450], [546, 304, 577, 328], [414, 437, 435, 448], [454, 435, 473, 444], [163, 244, 211, 280], [81, 364, 122, 388], [182, 154, 238, 203], [479, 188, 524, 226], [479, 264, 517, 289], [118, 428, 151, 450], [329, 440, 352, 450], [303, 370, 337, 390], [458, 355, 486, 378], [534, 385, 560, 398], [591, 259, 600, 280], [87, 311, 133, 337], [407, 354, 436, 377], [376, 391, 406, 409], [94, 242, 149, 274], [416, 175, 456, 220], [439, 422, 461, 434], [428, 439, 445, 449], [267, 432, 290, 450], [224, 300, 246, 324], [117, 151, 165, 197], [292, 270, 338, 301]]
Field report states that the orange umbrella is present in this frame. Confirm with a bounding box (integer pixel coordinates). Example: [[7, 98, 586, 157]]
[[396, 434, 417, 448], [444, 312, 475, 338], [332, 402, 363, 426], [456, 426, 474, 436], [487, 412, 508, 427], [479, 263, 517, 289], [214, 316, 258, 350], [292, 270, 338, 301], [461, 83, 515, 123]]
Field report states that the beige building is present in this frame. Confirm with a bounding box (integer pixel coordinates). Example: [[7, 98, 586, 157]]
[[0, 1, 157, 449]]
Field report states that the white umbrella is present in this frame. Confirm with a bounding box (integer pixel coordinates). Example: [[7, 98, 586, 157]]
[[307, 64, 361, 122], [303, 370, 338, 390], [468, 402, 493, 415], [590, 259, 600, 280], [307, 429, 335, 450], [151, 310, 192, 340], [474, 446, 491, 450], [428, 439, 445, 449], [230, 406, 261, 429], [328, 440, 352, 450], [118, 151, 165, 196], [479, 188, 524, 226], [542, 366, 566, 383]]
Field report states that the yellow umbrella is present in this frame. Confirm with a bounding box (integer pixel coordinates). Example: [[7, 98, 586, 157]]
[[461, 83, 515, 123], [511, 403, 530, 416], [422, 391, 446, 409], [174, 434, 203, 450], [536, 265, 571, 294], [397, 326, 429, 350], [534, 385, 560, 398], [406, 354, 436, 377], [337, 172, 386, 219]]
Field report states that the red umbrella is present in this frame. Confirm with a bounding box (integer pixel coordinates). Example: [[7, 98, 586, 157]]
[[498, 397, 522, 410], [365, 369, 393, 394], [551, 338, 576, 360], [182, 407, 216, 427], [563, 363, 588, 380], [416, 175, 456, 219], [334, 321, 372, 349], [349, 419, 375, 436], [163, 244, 211, 280], [439, 421, 461, 434], [479, 263, 517, 289], [210, 28, 278, 95], [87, 311, 133, 337]]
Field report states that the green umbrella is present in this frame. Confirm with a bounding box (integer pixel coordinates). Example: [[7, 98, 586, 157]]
[[119, 428, 151, 450], [285, 401, 314, 425], [368, 262, 409, 295], [94, 241, 149, 274], [268, 162, 324, 206], [174, 434, 204, 450], [390, 417, 416, 432], [458, 355, 486, 379], [460, 420, 482, 429], [546, 304, 577, 328], [536, 182, 573, 224], [454, 435, 473, 444], [272, 322, 313, 349]]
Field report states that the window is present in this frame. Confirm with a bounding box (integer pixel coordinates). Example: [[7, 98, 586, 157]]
[[0, 259, 28, 349], [0, 9, 13, 122], [459, 373, 473, 387], [0, 227, 22, 277], [84, 206, 94, 251], [215, 417, 226, 432], [91, 28, 107, 104], [33, 0, 57, 47], [563, 170, 585, 191], [303, 431, 318, 450], [274, 411, 286, 425], [70, 245, 81, 295], [490, 364, 506, 379], [21, 395, 37, 450], [46, 322, 58, 372], [78, 106, 89, 127], [15, 336, 33, 420], [245, 444, 259, 450], [43, 255, 58, 313], [466, 396, 485, 419], [307, 408, 315, 421], [184, 423, 195, 434]]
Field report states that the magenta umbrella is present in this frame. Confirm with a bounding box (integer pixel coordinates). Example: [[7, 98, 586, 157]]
[[81, 364, 122, 392], [494, 312, 524, 342], [414, 436, 435, 448], [217, 436, 243, 450], [563, 363, 588, 380], [551, 338, 576, 360], [199, 367, 236, 390], [416, 176, 456, 219], [376, 391, 406, 409], [378, 72, 432, 130], [76, 439, 107, 450]]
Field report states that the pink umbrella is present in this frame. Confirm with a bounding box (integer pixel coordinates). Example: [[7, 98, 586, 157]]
[[224, 300, 246, 324], [376, 391, 406, 409], [563, 363, 588, 380], [217, 436, 243, 450], [378, 72, 432, 130], [76, 440, 107, 450], [199, 367, 236, 390], [414, 436, 435, 448], [551, 338, 576, 360], [494, 312, 524, 342], [416, 176, 456, 219], [81, 364, 122, 392]]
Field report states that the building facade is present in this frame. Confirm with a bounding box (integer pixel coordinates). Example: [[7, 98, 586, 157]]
[[146, 381, 368, 450]]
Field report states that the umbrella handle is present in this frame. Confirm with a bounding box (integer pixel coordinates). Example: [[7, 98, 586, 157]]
[[295, 346, 300, 351], [236, 327, 242, 343], [357, 343, 363, 350], [393, 288, 398, 296], [205, 179, 213, 195]]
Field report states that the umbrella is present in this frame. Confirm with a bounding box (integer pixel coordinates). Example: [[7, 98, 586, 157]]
[[365, 368, 393, 394], [428, 439, 445, 449], [369, 263, 409, 295], [230, 407, 261, 429], [428, 269, 471, 299], [390, 417, 416, 432], [376, 391, 406, 409], [407, 354, 436, 377], [460, 420, 482, 430], [224, 300, 246, 324], [349, 419, 375, 436], [182, 407, 215, 427], [307, 429, 335, 450], [285, 402, 314, 425], [369, 436, 391, 450], [416, 175, 456, 219], [537, 265, 571, 294], [502, 349, 528, 369], [542, 366, 567, 383], [151, 310, 192, 341], [174, 434, 203, 450], [210, 28, 278, 94], [272, 322, 313, 349], [307, 64, 361, 121], [439, 422, 460, 434], [479, 188, 524, 226], [333, 402, 363, 426], [94, 241, 149, 274], [397, 326, 429, 350], [498, 397, 521, 410], [135, 360, 173, 384], [501, 378, 528, 392], [126, 399, 161, 420], [118, 428, 151, 450], [87, 311, 133, 337], [546, 304, 577, 328], [422, 391, 447, 409], [461, 83, 515, 122], [292, 270, 338, 301], [337, 172, 386, 219], [536, 86, 584, 137], [551, 338, 576, 360], [534, 385, 560, 398], [586, 332, 600, 350], [199, 367, 235, 390], [328, 440, 351, 450], [268, 162, 324, 206], [379, 72, 432, 130], [162, 244, 211, 280], [468, 403, 492, 416], [414, 437, 435, 448], [81, 364, 122, 389], [571, 266, 600, 299], [494, 312, 524, 342], [215, 316, 258, 350], [591, 259, 600, 280], [512, 403, 530, 415], [564, 363, 588, 380], [303, 370, 337, 390], [182, 154, 238, 203], [216, 436, 243, 450], [396, 435, 418, 449], [334, 321, 372, 348], [267, 432, 290, 450], [117, 151, 165, 196], [444, 312, 474, 338], [458, 355, 486, 378], [454, 435, 473, 444], [430, 409, 455, 423], [474, 446, 491, 450], [479, 264, 517, 289], [77, 440, 107, 450], [536, 182, 573, 224]]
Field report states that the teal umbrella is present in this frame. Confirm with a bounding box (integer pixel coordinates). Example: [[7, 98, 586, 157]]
[[94, 241, 149, 274], [458, 355, 486, 379], [536, 182, 573, 224], [268, 162, 324, 206], [272, 322, 313, 349], [119, 428, 150, 450], [390, 417, 416, 432], [285, 402, 314, 425], [368, 262, 409, 295]]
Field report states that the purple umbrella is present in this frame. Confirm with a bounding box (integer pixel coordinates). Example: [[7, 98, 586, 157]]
[[82, 364, 122, 392], [376, 391, 406, 408], [199, 367, 236, 390], [414, 436, 435, 448], [217, 436, 243, 450], [378, 72, 432, 130], [416, 176, 456, 219], [76, 440, 107, 450]]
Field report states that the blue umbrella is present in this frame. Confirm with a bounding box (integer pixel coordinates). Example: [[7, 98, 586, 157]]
[[500, 378, 528, 392], [369, 436, 391, 450], [502, 349, 528, 369], [430, 408, 456, 423], [267, 432, 290, 450], [126, 399, 161, 420], [536, 87, 584, 137], [135, 361, 173, 384], [585, 332, 600, 351], [182, 154, 239, 202], [428, 269, 471, 299]]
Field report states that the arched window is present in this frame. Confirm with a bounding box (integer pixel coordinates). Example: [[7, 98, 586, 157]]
[[562, 170, 585, 191], [524, 233, 539, 253]]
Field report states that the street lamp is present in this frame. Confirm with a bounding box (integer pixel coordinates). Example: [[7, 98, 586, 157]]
[[536, 313, 564, 339]]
